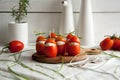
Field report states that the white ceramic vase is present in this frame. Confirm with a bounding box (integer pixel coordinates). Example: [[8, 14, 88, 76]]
[[77, 0, 94, 46], [8, 22, 28, 45], [59, 0, 75, 34]]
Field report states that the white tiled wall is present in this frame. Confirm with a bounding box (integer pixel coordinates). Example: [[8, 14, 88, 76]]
[[0, 0, 120, 44]]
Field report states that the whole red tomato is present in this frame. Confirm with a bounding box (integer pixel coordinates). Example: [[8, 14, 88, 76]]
[[44, 38, 58, 58], [36, 35, 46, 42], [67, 36, 80, 56], [112, 38, 120, 50], [100, 37, 113, 50], [55, 36, 66, 55], [36, 36, 46, 55], [9, 40, 24, 53], [66, 33, 74, 52], [48, 32, 57, 39], [66, 33, 73, 40]]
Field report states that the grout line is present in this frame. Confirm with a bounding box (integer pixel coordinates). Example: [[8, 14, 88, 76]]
[[75, 11, 120, 13], [0, 11, 120, 13], [0, 11, 61, 13]]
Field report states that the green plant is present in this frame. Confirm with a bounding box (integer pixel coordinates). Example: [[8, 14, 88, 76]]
[[11, 0, 29, 23]]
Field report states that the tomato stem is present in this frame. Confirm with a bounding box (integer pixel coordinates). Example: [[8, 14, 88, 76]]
[[104, 34, 119, 39], [1, 46, 9, 54]]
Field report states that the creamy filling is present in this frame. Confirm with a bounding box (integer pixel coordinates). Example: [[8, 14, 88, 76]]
[[57, 41, 65, 45], [37, 41, 45, 44], [69, 42, 79, 46], [45, 43, 56, 46]]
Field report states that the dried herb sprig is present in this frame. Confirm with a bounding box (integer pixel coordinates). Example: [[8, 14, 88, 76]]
[[8, 66, 29, 80], [8, 49, 35, 62], [36, 64, 65, 78], [0, 71, 15, 80], [69, 65, 119, 80], [34, 31, 45, 36], [11, 0, 29, 23], [0, 59, 54, 79], [102, 52, 120, 59]]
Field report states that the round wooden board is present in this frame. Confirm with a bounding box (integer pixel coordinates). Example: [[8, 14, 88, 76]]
[[32, 53, 87, 64], [81, 48, 102, 55], [32, 48, 101, 64]]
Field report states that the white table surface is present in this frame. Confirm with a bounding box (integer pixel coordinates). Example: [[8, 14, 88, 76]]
[[0, 44, 120, 80]]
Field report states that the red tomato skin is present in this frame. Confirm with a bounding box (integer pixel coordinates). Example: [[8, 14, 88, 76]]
[[45, 38, 56, 44], [44, 45, 58, 58], [51, 32, 57, 38], [36, 43, 45, 55], [69, 36, 80, 43], [66, 41, 69, 53], [36, 36, 46, 55], [66, 33, 73, 39], [9, 40, 24, 53], [55, 36, 66, 55], [44, 39, 58, 58], [112, 39, 120, 50], [100, 38, 113, 50], [67, 36, 80, 56], [57, 44, 66, 55], [36, 36, 46, 42], [67, 43, 80, 56], [48, 32, 57, 38], [55, 36, 66, 42]]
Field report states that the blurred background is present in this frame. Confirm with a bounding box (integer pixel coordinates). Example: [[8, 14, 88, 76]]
[[0, 0, 120, 44]]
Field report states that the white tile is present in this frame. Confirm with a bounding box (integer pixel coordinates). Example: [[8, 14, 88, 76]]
[[0, 13, 120, 43], [0, 0, 120, 44], [0, 0, 120, 12]]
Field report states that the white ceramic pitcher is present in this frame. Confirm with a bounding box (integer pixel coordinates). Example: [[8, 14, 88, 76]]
[[59, 0, 75, 34], [77, 0, 94, 46], [8, 22, 28, 46]]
